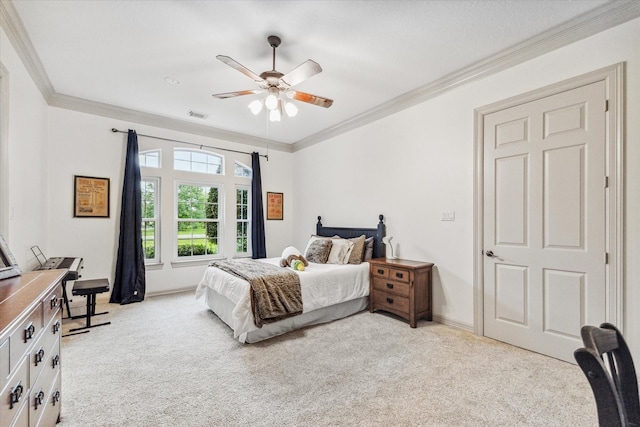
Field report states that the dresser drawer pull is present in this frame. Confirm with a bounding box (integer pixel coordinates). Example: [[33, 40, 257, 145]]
[[395, 272, 404, 279], [34, 388, 45, 409], [24, 323, 36, 342], [35, 347, 45, 365], [50, 295, 58, 309], [377, 269, 385, 275], [10, 381, 23, 409], [52, 354, 60, 368], [386, 297, 394, 304], [52, 390, 61, 406], [52, 320, 61, 334], [386, 283, 394, 289]]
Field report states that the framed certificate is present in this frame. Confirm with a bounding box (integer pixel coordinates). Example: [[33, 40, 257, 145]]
[[74, 175, 110, 218], [266, 192, 283, 220]]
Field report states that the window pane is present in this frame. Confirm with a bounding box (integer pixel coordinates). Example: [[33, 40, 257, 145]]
[[174, 150, 223, 175]]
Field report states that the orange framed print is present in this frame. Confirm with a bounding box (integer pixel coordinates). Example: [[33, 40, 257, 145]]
[[74, 175, 110, 218], [266, 192, 283, 220]]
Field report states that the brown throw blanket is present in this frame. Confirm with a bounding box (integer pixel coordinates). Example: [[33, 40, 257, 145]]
[[209, 259, 302, 328]]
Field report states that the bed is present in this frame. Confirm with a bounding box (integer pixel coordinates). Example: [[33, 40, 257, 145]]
[[196, 215, 386, 343]]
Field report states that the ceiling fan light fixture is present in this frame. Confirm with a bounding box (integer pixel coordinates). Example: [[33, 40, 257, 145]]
[[248, 99, 263, 115], [269, 108, 281, 122], [284, 101, 298, 118], [265, 92, 279, 110]]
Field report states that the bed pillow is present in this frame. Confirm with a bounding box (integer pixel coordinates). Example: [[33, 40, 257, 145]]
[[363, 237, 375, 261], [304, 235, 330, 255], [281, 246, 302, 260], [327, 238, 354, 265], [305, 239, 332, 263], [347, 235, 366, 264]]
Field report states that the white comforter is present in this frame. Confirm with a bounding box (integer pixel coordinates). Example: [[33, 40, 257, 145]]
[[196, 257, 370, 339]]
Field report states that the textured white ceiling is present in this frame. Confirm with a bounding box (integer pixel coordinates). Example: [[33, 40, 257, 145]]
[[7, 0, 623, 146]]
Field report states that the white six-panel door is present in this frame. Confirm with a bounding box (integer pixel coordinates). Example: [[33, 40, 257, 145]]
[[483, 80, 607, 362]]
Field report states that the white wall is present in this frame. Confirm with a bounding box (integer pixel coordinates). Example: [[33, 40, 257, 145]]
[[45, 108, 293, 295], [293, 18, 640, 353], [0, 26, 49, 267]]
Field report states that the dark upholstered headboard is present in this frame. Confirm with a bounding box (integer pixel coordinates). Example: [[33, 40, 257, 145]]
[[316, 214, 386, 259]]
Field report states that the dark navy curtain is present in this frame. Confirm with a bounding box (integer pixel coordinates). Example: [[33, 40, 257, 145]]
[[110, 129, 146, 304], [251, 152, 266, 259]]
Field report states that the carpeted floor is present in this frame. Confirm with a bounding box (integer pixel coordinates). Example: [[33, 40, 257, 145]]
[[59, 291, 598, 426]]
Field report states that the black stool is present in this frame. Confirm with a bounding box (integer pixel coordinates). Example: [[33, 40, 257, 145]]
[[66, 278, 111, 335]]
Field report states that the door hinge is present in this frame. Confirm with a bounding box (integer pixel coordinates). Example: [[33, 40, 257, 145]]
[[605, 176, 609, 188], [605, 100, 609, 112], [605, 252, 609, 264]]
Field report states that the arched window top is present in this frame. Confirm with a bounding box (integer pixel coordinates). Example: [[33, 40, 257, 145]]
[[139, 149, 161, 168], [174, 149, 224, 175], [234, 161, 252, 178]]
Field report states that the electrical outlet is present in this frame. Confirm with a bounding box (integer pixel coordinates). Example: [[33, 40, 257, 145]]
[[441, 210, 455, 221]]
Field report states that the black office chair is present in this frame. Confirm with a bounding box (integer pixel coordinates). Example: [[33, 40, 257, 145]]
[[574, 323, 640, 426]]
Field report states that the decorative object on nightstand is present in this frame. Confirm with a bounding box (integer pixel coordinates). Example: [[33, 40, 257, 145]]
[[381, 236, 396, 259], [369, 257, 433, 327]]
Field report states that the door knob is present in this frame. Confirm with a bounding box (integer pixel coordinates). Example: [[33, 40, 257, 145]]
[[486, 250, 496, 258]]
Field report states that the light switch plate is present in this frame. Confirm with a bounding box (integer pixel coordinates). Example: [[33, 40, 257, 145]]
[[441, 210, 455, 221]]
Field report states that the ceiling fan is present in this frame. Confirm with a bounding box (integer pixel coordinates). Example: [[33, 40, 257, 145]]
[[212, 35, 333, 121]]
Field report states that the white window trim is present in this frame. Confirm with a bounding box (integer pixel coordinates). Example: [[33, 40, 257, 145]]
[[141, 176, 161, 265], [174, 180, 224, 260]]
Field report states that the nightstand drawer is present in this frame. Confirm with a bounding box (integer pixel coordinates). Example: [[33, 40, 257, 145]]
[[373, 291, 409, 314], [388, 268, 410, 283], [372, 277, 410, 297], [371, 265, 389, 278]]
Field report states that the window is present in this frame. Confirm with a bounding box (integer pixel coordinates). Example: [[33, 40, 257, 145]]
[[174, 149, 223, 175], [234, 161, 252, 178], [236, 186, 250, 254], [140, 150, 161, 168], [176, 183, 221, 257], [141, 178, 160, 263]]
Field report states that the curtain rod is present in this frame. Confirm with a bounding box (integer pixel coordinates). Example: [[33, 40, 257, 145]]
[[110, 128, 268, 161]]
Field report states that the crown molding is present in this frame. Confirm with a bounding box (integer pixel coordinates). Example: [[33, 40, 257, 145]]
[[0, 0, 55, 102], [49, 92, 292, 153], [2, 0, 639, 153], [292, 1, 640, 152]]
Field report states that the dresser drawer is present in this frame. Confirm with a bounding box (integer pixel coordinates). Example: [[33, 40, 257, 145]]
[[0, 338, 8, 395], [388, 268, 410, 283], [373, 291, 409, 315], [9, 306, 43, 375], [372, 277, 410, 297], [36, 370, 61, 427], [0, 354, 29, 427], [30, 314, 61, 391], [43, 284, 62, 327], [371, 265, 389, 278]]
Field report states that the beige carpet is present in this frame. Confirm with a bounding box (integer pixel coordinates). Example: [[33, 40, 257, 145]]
[[59, 291, 598, 426]]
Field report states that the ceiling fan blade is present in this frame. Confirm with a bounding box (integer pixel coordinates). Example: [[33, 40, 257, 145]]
[[288, 90, 333, 108], [212, 89, 263, 99], [281, 60, 322, 87], [216, 55, 264, 83]]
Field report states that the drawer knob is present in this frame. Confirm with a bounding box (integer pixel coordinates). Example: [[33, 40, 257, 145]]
[[377, 269, 384, 275], [386, 297, 394, 304], [52, 321, 61, 334], [50, 295, 58, 309], [24, 323, 36, 342], [386, 283, 394, 289], [10, 381, 23, 409], [52, 390, 61, 406], [395, 272, 404, 279], [35, 347, 45, 365], [52, 354, 60, 368], [34, 388, 45, 409]]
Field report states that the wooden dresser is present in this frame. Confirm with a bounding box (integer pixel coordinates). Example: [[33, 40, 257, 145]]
[[369, 258, 434, 328], [0, 270, 66, 427]]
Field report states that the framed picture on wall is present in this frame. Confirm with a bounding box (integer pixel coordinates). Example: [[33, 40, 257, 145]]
[[266, 192, 283, 220], [74, 175, 110, 218]]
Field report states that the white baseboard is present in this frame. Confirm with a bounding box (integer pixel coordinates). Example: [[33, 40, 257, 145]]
[[432, 314, 474, 333]]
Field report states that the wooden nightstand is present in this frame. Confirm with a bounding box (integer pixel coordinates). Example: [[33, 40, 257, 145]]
[[369, 258, 434, 327]]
